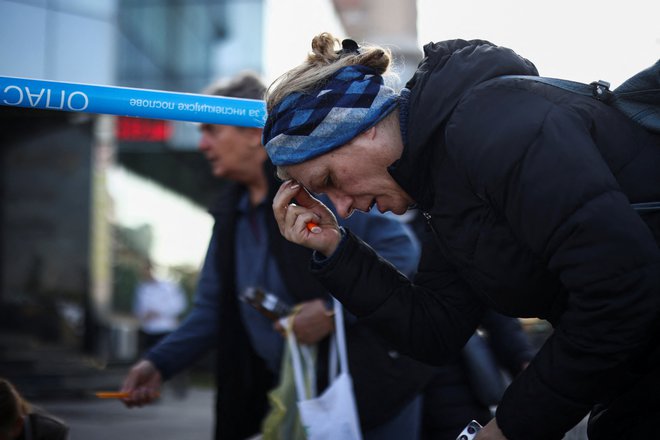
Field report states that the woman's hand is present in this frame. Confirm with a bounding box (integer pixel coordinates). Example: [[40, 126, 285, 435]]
[[272, 180, 341, 256], [475, 418, 507, 440]]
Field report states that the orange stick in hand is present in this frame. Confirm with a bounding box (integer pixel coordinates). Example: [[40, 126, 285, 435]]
[[95, 391, 131, 399], [95, 390, 161, 399], [306, 222, 319, 231]]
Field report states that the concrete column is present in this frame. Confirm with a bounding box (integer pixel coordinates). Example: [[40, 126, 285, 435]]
[[333, 0, 423, 88]]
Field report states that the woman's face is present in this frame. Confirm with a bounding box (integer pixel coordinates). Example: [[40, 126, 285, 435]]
[[283, 125, 413, 218]]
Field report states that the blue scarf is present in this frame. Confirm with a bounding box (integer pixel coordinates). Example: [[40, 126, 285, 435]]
[[263, 65, 398, 166]]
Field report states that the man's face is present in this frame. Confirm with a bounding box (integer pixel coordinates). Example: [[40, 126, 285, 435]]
[[198, 124, 263, 182], [284, 129, 413, 218]]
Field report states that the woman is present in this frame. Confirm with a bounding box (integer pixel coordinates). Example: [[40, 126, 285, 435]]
[[263, 33, 660, 439], [0, 378, 68, 440]]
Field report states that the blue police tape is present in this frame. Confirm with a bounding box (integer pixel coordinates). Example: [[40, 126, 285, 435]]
[[0, 76, 267, 128]]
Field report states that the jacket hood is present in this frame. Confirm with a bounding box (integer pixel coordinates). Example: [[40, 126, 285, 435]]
[[390, 39, 538, 208], [406, 39, 538, 147]]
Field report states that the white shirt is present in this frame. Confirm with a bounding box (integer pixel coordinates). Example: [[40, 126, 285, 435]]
[[133, 279, 187, 334]]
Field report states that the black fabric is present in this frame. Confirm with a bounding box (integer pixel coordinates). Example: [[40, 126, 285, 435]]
[[420, 310, 533, 440], [587, 342, 660, 439], [342, 320, 436, 430], [212, 182, 274, 440], [612, 59, 660, 135], [421, 361, 491, 440], [314, 39, 660, 439], [211, 161, 435, 438], [588, 378, 660, 439], [18, 412, 68, 440]]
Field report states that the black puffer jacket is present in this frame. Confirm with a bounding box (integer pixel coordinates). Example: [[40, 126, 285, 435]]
[[313, 40, 660, 439]]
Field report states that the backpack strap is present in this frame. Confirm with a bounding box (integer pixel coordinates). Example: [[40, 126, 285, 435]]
[[500, 61, 660, 134], [631, 202, 660, 213], [497, 75, 614, 102]]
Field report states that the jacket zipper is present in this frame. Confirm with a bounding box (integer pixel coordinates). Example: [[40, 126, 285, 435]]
[[422, 211, 439, 239]]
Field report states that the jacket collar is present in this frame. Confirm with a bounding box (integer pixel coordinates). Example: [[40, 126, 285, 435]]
[[388, 39, 538, 211], [388, 89, 435, 210]]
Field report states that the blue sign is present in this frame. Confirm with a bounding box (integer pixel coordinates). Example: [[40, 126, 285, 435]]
[[0, 76, 267, 128]]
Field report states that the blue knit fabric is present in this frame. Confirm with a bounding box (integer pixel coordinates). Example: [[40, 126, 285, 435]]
[[263, 65, 398, 166]]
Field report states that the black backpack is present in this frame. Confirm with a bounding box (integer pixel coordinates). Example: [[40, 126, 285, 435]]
[[500, 60, 660, 213]]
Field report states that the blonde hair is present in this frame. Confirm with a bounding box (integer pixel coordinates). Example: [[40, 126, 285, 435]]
[[265, 32, 394, 112]]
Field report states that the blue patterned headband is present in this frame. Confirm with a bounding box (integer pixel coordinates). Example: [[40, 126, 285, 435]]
[[262, 65, 399, 166]]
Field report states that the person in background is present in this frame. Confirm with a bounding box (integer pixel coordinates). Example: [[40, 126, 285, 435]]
[[264, 33, 660, 439], [120, 71, 435, 440], [133, 260, 187, 353], [0, 378, 68, 440]]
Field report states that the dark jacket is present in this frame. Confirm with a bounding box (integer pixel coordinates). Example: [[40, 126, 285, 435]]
[[404, 211, 535, 439], [212, 163, 435, 439], [422, 309, 535, 440], [17, 410, 69, 440], [313, 40, 660, 439]]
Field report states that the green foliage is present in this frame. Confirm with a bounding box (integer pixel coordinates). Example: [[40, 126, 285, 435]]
[[112, 263, 140, 314]]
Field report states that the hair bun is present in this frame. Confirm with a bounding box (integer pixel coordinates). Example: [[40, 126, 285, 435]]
[[310, 32, 340, 64], [265, 32, 394, 112]]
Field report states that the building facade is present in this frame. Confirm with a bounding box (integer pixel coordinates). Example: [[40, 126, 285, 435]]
[[0, 0, 270, 374]]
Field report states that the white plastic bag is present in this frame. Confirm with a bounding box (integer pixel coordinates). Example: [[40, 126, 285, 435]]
[[288, 298, 363, 440]]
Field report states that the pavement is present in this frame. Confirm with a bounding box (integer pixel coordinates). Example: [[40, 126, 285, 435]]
[[29, 380, 589, 440], [32, 385, 216, 440], [33, 385, 588, 440]]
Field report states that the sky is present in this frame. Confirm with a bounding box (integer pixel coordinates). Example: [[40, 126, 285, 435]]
[[417, 0, 660, 88], [263, 0, 345, 84]]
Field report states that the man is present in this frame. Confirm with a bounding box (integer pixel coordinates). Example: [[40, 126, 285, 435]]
[[120, 72, 434, 440], [133, 260, 186, 353]]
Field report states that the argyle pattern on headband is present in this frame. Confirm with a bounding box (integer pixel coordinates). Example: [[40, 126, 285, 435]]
[[263, 65, 398, 166]]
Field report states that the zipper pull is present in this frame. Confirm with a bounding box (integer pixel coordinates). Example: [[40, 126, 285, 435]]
[[422, 211, 440, 239]]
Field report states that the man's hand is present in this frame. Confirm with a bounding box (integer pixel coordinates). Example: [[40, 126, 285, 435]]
[[475, 418, 507, 440], [272, 180, 341, 257], [120, 359, 163, 407], [274, 298, 335, 345]]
